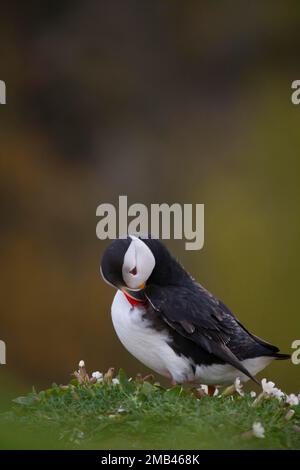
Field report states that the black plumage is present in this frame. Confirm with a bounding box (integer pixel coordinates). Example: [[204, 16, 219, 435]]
[[141, 238, 289, 384]]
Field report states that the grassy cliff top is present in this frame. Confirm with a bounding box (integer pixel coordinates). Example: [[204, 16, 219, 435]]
[[1, 366, 300, 450]]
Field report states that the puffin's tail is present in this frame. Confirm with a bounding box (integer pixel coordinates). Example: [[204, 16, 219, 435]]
[[273, 353, 291, 360], [248, 333, 291, 361]]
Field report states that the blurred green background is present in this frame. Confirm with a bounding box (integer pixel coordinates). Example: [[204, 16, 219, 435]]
[[1, 1, 300, 415]]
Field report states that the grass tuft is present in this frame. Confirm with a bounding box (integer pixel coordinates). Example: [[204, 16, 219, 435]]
[[1, 366, 300, 450]]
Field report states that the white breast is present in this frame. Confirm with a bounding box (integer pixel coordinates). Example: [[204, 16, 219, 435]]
[[111, 290, 194, 382]]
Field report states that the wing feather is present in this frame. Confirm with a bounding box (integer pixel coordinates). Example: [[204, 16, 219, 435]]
[[145, 283, 260, 384]]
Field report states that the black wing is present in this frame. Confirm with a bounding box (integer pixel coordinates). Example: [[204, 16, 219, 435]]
[[145, 283, 265, 384]]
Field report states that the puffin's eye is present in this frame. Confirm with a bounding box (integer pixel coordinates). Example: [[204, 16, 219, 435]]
[[129, 266, 137, 275]]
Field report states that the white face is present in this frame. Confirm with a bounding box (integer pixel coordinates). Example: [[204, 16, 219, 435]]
[[122, 236, 155, 290]]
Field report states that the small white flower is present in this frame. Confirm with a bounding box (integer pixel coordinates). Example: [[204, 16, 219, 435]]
[[112, 378, 120, 386], [78, 360, 85, 368], [234, 377, 244, 396], [261, 378, 284, 399], [213, 388, 219, 397], [286, 394, 299, 406], [250, 391, 256, 398], [92, 371, 103, 382], [261, 378, 275, 394], [252, 422, 265, 439], [272, 388, 285, 400]]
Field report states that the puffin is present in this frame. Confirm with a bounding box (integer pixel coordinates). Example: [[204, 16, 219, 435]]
[[100, 235, 290, 388]]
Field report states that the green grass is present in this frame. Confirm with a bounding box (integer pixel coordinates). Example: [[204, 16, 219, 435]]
[[1, 369, 300, 450]]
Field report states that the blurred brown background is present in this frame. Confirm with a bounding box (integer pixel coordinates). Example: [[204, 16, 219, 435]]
[[1, 1, 300, 398]]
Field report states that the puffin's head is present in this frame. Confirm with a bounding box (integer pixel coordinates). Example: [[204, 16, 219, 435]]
[[100, 235, 159, 300], [101, 236, 180, 300]]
